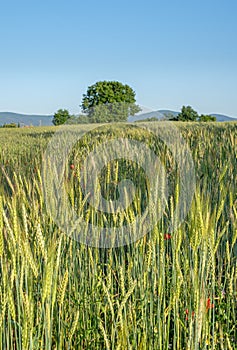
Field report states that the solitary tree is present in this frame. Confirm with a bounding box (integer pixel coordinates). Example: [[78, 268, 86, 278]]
[[81, 81, 141, 122], [167, 106, 217, 123], [199, 114, 216, 122], [175, 106, 199, 122], [52, 109, 71, 125]]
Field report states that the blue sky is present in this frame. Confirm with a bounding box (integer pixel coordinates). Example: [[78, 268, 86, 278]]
[[0, 0, 237, 117]]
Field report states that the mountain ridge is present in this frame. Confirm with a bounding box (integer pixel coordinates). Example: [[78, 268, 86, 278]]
[[128, 109, 237, 122], [0, 112, 53, 126], [0, 110, 237, 126]]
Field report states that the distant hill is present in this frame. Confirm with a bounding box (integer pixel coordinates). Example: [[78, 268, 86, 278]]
[[208, 113, 237, 122], [0, 112, 53, 126], [1, 110, 236, 126], [157, 110, 179, 118], [128, 110, 164, 122], [128, 109, 237, 122]]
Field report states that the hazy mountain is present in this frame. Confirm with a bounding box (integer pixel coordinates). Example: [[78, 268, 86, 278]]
[[128, 110, 164, 122], [0, 112, 53, 126], [158, 110, 179, 118], [208, 113, 237, 122], [129, 109, 237, 122], [1, 110, 236, 126]]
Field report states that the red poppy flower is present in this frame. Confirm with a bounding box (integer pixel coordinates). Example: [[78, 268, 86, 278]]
[[70, 164, 75, 170], [185, 309, 195, 320], [185, 309, 189, 320], [206, 298, 214, 310], [164, 234, 171, 240]]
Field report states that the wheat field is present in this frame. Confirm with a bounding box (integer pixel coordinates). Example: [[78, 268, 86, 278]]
[[0, 122, 236, 349]]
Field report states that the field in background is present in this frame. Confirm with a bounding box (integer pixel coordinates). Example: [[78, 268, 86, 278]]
[[0, 122, 237, 349]]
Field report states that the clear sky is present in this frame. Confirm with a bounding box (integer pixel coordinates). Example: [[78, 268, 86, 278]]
[[0, 0, 237, 117]]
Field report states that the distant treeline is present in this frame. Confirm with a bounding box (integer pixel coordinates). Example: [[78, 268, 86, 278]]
[[0, 123, 20, 128]]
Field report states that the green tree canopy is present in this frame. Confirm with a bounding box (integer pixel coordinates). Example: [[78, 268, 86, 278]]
[[199, 114, 216, 122], [81, 81, 141, 122], [176, 106, 199, 122], [52, 109, 71, 126], [174, 107, 217, 122]]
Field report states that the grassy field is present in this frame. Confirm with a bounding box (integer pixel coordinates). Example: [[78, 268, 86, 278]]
[[0, 122, 236, 349]]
